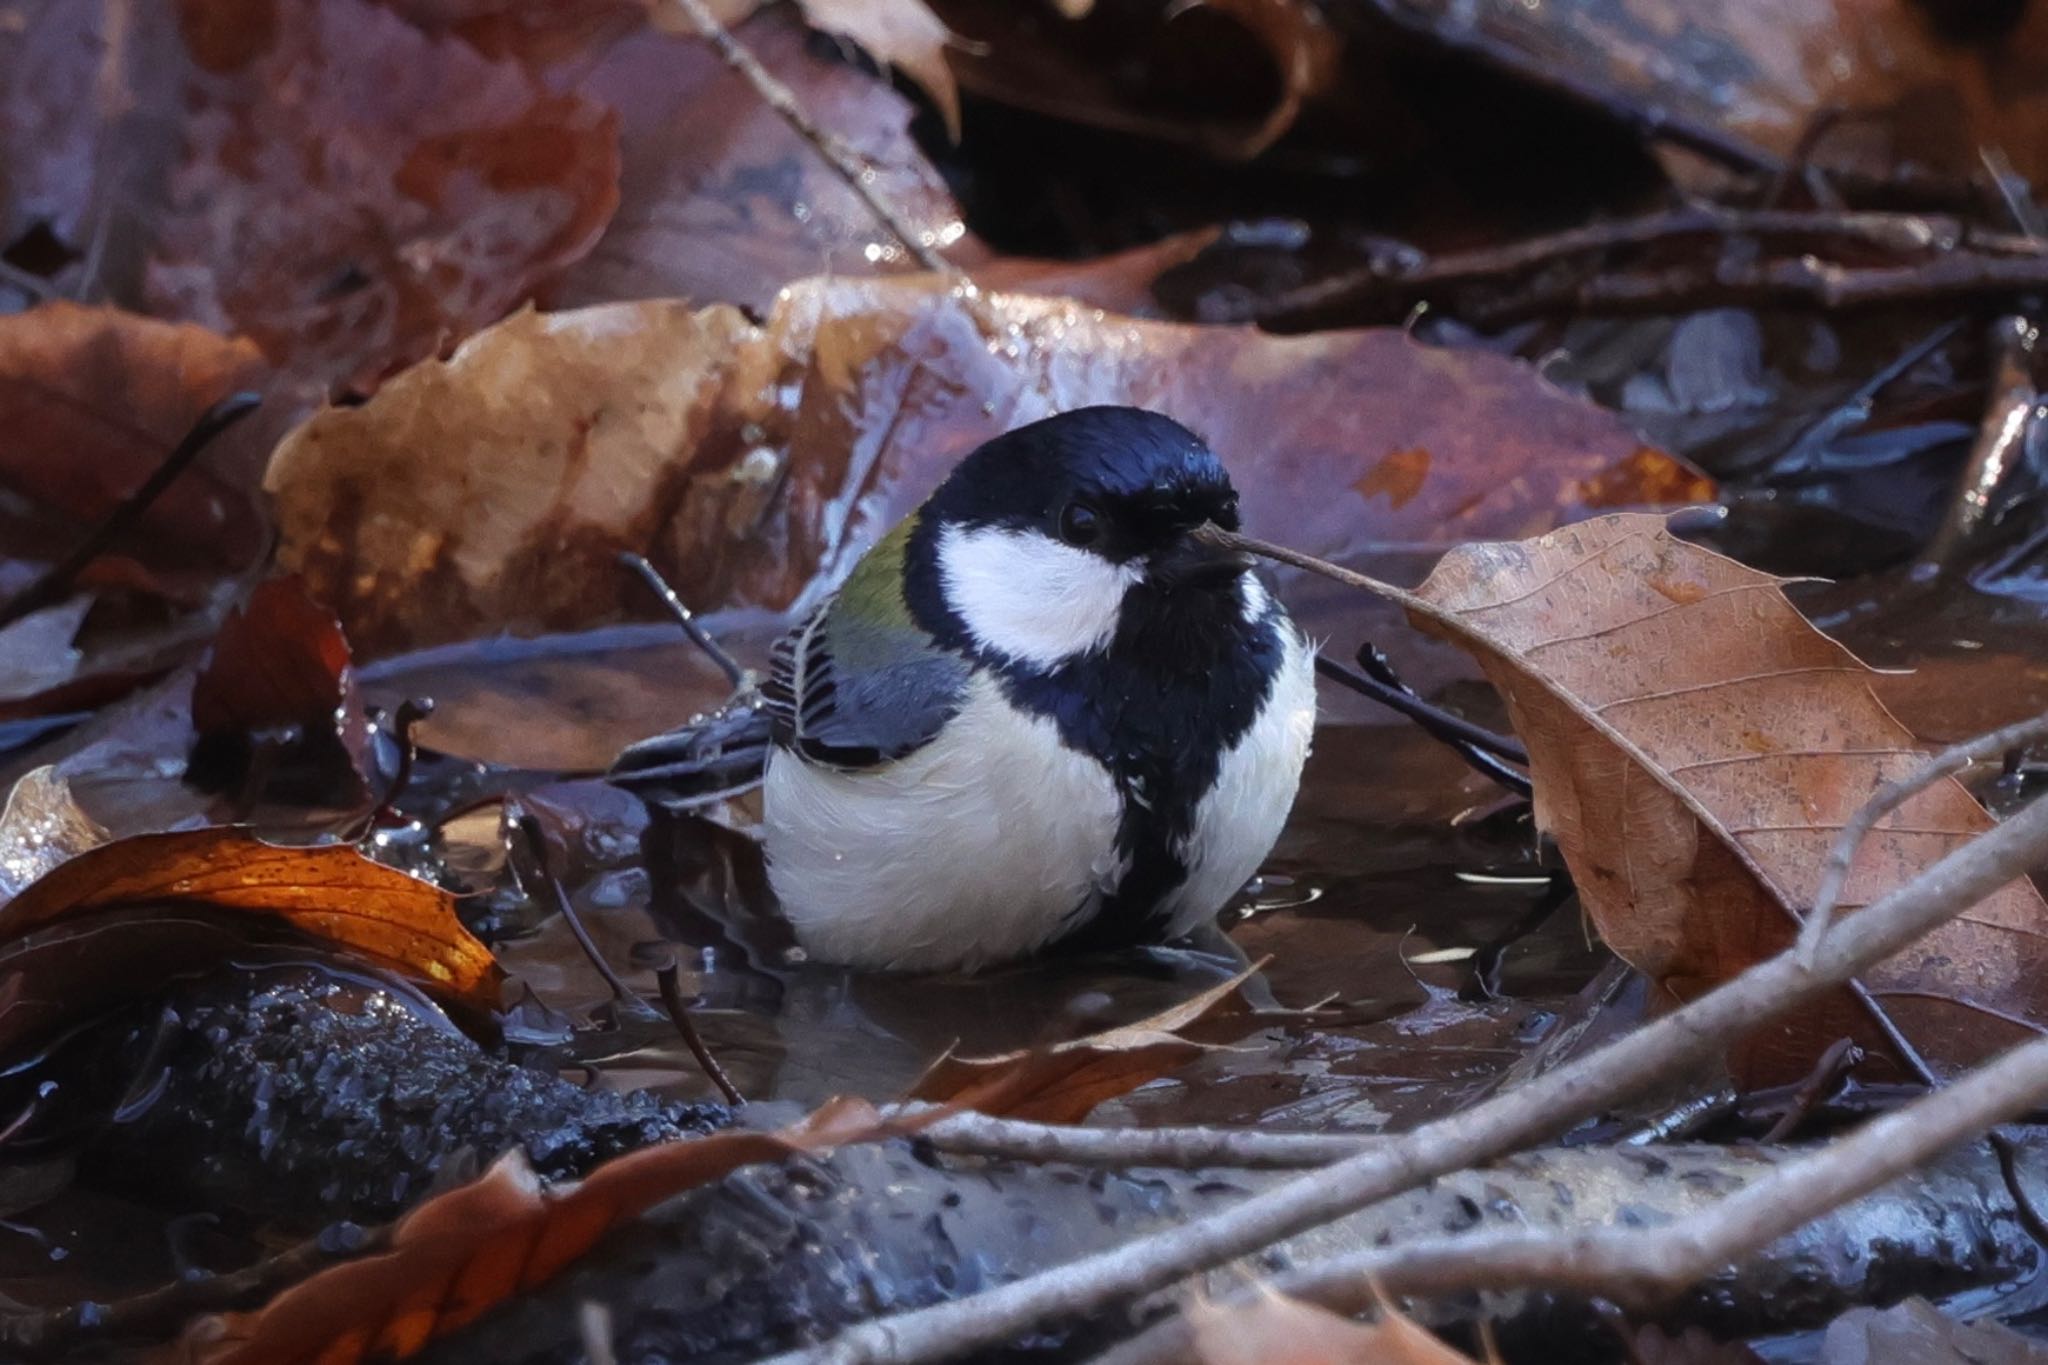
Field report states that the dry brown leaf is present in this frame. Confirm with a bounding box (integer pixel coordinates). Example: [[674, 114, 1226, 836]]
[[1399, 513, 2048, 1083], [175, 1097, 896, 1365], [907, 965, 1262, 1121], [1188, 1290, 1479, 1365], [0, 302, 271, 580], [265, 277, 1710, 658], [0, 827, 502, 1059], [793, 0, 960, 138]]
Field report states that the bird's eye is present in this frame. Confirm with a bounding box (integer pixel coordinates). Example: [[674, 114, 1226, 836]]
[[1058, 501, 1101, 547]]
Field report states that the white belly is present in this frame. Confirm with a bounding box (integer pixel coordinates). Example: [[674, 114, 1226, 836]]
[[1163, 625, 1317, 934], [763, 673, 1123, 972]]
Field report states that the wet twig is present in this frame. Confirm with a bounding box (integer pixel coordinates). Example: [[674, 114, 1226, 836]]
[[1462, 869, 1574, 1000], [0, 392, 262, 630], [348, 698, 434, 841], [1100, 1027, 2048, 1365], [1757, 1037, 1864, 1145], [1310, 653, 1528, 765], [654, 958, 746, 1105], [760, 740, 2048, 1365], [1923, 316, 2040, 571], [658, 0, 951, 275], [620, 553, 748, 691], [899, 1106, 1373, 1169], [1237, 205, 2048, 330], [517, 814, 649, 1012]]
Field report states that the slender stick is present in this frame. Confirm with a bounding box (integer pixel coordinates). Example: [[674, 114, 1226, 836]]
[[619, 552, 748, 690], [655, 959, 746, 1106], [760, 774, 2048, 1365], [0, 392, 262, 629], [1100, 1029, 2048, 1365], [516, 814, 648, 1012], [1310, 654, 1529, 765], [658, 0, 951, 275], [900, 1107, 1373, 1169]]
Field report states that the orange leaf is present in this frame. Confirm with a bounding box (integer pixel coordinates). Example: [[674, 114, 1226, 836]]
[[0, 828, 502, 1057], [1188, 1290, 1480, 1365], [907, 964, 1264, 1122], [1401, 513, 2048, 1084], [174, 1097, 896, 1365]]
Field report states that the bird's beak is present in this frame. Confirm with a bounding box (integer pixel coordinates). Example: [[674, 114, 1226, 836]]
[[1151, 522, 1255, 590]]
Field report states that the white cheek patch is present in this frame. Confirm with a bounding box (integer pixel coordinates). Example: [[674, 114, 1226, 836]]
[[938, 523, 1142, 666]]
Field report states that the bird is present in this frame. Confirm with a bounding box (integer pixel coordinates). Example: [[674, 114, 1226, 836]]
[[608, 405, 1317, 973]]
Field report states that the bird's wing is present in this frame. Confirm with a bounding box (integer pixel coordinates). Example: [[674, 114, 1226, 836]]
[[764, 517, 970, 769]]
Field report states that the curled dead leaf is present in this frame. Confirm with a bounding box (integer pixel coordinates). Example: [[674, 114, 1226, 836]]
[[265, 277, 1709, 658], [1401, 514, 2048, 1083], [175, 1096, 897, 1365], [0, 827, 502, 1060], [0, 767, 109, 903], [907, 964, 1266, 1122]]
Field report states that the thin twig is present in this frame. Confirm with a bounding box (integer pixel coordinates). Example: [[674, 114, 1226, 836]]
[[659, 0, 951, 274], [895, 1106, 1373, 1169], [654, 958, 746, 1106], [517, 814, 648, 1012], [0, 1222, 387, 1355], [620, 552, 748, 691], [1797, 710, 2048, 962], [761, 763, 2048, 1365], [347, 698, 434, 841], [1099, 1028, 2048, 1365], [1244, 206, 2039, 328], [1311, 655, 1529, 766], [1923, 316, 2039, 570], [0, 392, 262, 629], [1757, 1037, 1863, 1145]]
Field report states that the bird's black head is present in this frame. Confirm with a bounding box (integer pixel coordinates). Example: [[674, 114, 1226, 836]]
[[923, 406, 1242, 563], [909, 406, 1258, 669]]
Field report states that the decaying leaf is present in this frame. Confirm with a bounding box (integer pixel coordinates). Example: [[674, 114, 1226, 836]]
[[145, 0, 622, 391], [187, 576, 378, 803], [0, 827, 501, 1059], [1820, 1296, 2048, 1365], [177, 1097, 897, 1365], [907, 965, 1263, 1121], [265, 277, 1711, 658], [0, 767, 109, 902], [0, 302, 271, 583], [1188, 1290, 1479, 1365], [1400, 514, 2048, 1083]]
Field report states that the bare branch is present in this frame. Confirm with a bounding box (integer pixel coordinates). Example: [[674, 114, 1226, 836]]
[[1100, 1026, 2048, 1364], [900, 1107, 1374, 1169]]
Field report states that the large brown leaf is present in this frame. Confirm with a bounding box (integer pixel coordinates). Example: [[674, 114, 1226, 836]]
[[0, 826, 502, 1058], [1399, 514, 2048, 1083], [264, 277, 1710, 657]]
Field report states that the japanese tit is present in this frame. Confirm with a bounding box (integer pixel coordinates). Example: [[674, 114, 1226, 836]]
[[611, 406, 1316, 972]]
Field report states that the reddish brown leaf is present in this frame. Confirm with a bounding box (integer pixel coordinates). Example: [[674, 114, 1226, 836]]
[[1188, 1292, 1479, 1365], [0, 826, 502, 1058], [188, 576, 379, 804], [1397, 514, 2048, 1083], [144, 0, 621, 392], [0, 303, 270, 577], [175, 1097, 895, 1365], [263, 278, 1711, 658], [907, 966, 1263, 1122]]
